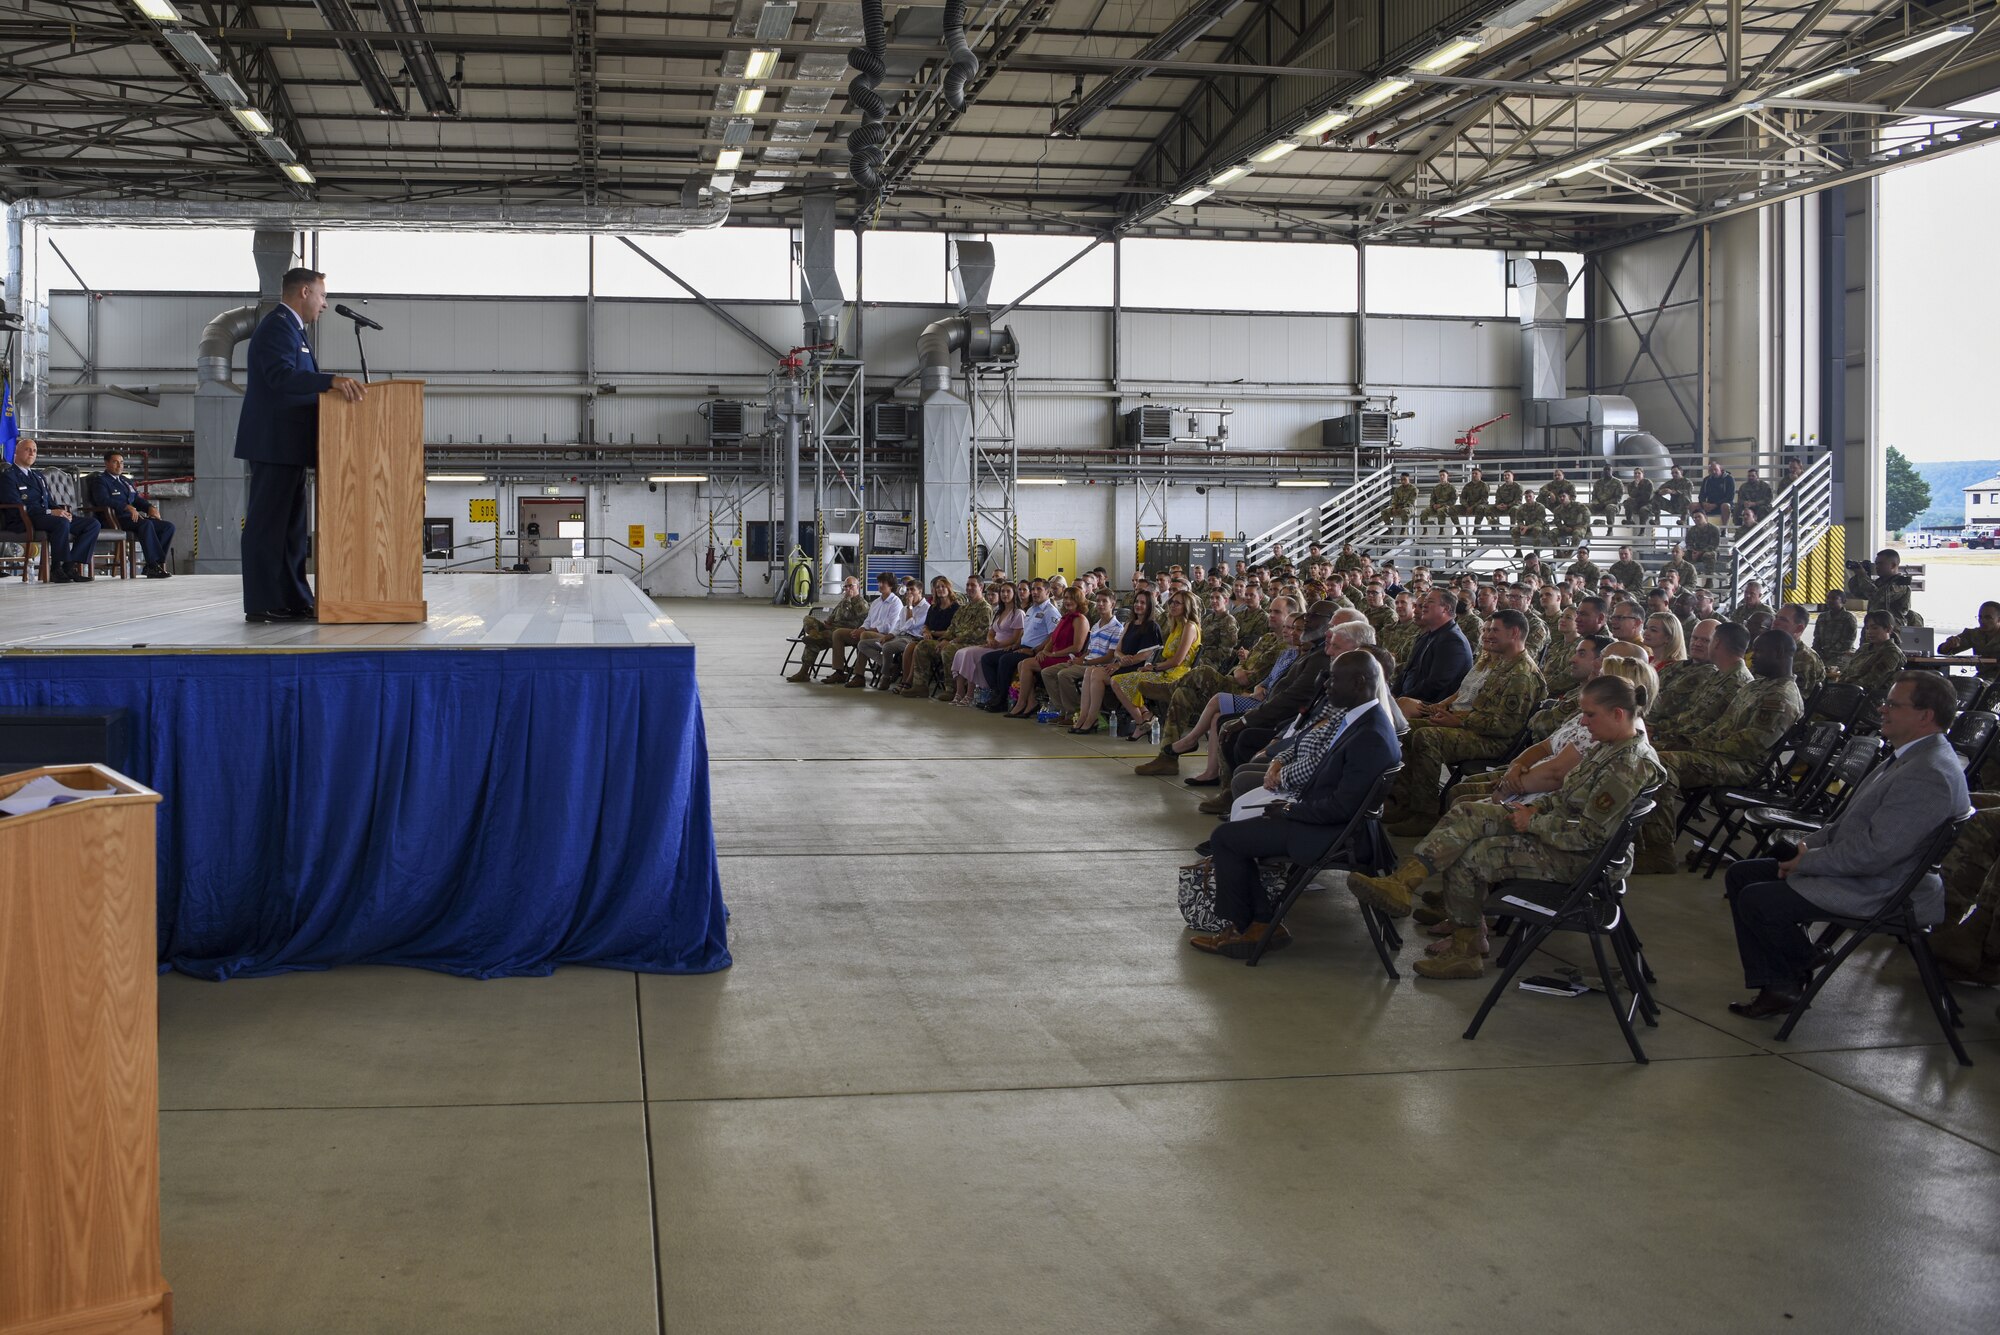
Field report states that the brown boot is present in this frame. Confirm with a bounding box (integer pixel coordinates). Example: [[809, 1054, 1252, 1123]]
[[1134, 749, 1180, 777], [1197, 792, 1233, 817], [844, 671, 870, 689], [787, 650, 821, 684], [1411, 889, 1448, 927], [1348, 859, 1427, 919], [1413, 927, 1487, 979]]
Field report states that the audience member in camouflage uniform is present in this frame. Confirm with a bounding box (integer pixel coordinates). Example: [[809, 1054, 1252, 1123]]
[[1386, 611, 1544, 830], [1551, 498, 1591, 549], [1538, 470, 1573, 510], [1655, 467, 1692, 520], [1623, 468, 1655, 525], [1812, 590, 1858, 671], [1840, 610, 1906, 696], [1351, 676, 1664, 978], [1192, 589, 1241, 674], [1422, 469, 1459, 533], [1565, 547, 1601, 589], [1938, 601, 2000, 681], [1608, 547, 1645, 591], [1503, 587, 1548, 660], [1774, 603, 1825, 700], [1651, 620, 1750, 748], [1591, 469, 1624, 532], [1639, 629, 1803, 872], [1659, 543, 1698, 592], [901, 580, 992, 696], [1383, 595, 1420, 666], [1648, 619, 1724, 739], [1685, 510, 1721, 571], [1734, 467, 1773, 528], [1491, 471, 1523, 524], [1384, 473, 1419, 529], [788, 576, 870, 682], [1542, 596, 1606, 697], [1231, 589, 1271, 654], [1457, 468, 1490, 526], [1511, 496, 1548, 553], [1931, 795, 2000, 986]]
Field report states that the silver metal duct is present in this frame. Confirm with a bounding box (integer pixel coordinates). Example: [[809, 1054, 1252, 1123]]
[[917, 317, 969, 395], [951, 239, 996, 310], [798, 189, 844, 347], [1512, 255, 1656, 463], [13, 198, 728, 234], [193, 230, 292, 574], [1512, 257, 1567, 403]]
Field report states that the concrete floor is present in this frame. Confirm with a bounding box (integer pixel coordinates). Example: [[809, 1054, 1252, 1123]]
[[158, 598, 2000, 1333]]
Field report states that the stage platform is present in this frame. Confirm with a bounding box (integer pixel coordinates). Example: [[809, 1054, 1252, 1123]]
[[0, 571, 691, 653], [0, 572, 728, 980]]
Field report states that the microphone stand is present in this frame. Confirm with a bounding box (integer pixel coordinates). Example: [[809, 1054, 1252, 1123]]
[[352, 320, 372, 384]]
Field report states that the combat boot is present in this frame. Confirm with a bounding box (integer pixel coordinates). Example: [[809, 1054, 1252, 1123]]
[[1134, 748, 1180, 777], [787, 650, 821, 684], [1347, 859, 1427, 918], [1410, 888, 1448, 927], [1413, 927, 1486, 979], [1197, 792, 1233, 817]]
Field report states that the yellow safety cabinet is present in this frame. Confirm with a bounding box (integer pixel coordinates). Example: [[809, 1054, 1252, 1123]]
[[1030, 538, 1078, 580]]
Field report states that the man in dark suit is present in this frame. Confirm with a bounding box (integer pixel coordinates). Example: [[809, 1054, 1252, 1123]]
[[235, 266, 367, 622], [0, 438, 100, 583], [1723, 670, 1972, 1017], [1191, 650, 1402, 958], [1393, 589, 1473, 708], [89, 451, 174, 578]]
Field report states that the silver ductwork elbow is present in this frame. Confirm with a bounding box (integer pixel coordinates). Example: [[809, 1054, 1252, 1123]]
[[196, 305, 265, 386], [918, 316, 970, 395]]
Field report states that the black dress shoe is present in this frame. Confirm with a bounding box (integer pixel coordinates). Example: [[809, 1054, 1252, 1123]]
[[289, 607, 318, 621], [1728, 988, 1804, 1020], [70, 563, 94, 582], [48, 566, 75, 584], [245, 609, 303, 623]]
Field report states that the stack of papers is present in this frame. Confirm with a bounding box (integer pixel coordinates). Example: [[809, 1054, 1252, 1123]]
[[0, 775, 115, 817]]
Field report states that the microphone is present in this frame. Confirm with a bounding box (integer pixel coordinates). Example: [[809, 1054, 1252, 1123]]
[[334, 303, 383, 331]]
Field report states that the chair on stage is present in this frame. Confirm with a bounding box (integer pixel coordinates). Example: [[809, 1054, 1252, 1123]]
[[44, 467, 129, 581], [0, 499, 50, 583], [1773, 810, 1977, 1066], [1247, 763, 1404, 975], [79, 470, 140, 580], [1465, 791, 1661, 1064]]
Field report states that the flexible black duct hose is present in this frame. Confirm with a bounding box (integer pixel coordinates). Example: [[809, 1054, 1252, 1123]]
[[941, 0, 979, 112], [846, 0, 889, 195]]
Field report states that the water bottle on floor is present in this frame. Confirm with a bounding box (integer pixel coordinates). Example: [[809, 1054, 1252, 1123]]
[[1149, 717, 1162, 747]]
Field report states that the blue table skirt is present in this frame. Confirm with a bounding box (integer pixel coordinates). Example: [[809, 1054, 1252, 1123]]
[[0, 647, 730, 979]]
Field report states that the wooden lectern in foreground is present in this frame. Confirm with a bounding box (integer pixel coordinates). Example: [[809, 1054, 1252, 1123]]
[[0, 765, 172, 1335], [315, 377, 428, 624]]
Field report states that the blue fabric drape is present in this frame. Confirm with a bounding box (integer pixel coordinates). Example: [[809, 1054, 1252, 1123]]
[[0, 646, 729, 979]]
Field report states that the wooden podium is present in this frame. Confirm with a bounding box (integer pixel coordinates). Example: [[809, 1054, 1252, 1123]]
[[315, 378, 428, 624], [0, 765, 172, 1335]]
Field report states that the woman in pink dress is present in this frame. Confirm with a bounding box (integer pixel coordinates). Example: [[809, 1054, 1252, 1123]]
[[951, 580, 1021, 705], [1003, 584, 1090, 717]]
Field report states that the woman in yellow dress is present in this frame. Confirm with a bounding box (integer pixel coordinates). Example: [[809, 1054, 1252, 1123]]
[[1109, 588, 1201, 732]]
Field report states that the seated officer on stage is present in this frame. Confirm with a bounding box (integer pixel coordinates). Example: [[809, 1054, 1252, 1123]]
[[0, 438, 101, 583], [89, 451, 175, 578]]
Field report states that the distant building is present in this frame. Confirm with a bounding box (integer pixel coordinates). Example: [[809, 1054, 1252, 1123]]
[[1965, 476, 2000, 527]]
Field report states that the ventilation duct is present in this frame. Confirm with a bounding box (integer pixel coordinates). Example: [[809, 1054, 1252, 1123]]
[[847, 0, 891, 200], [798, 189, 844, 347], [1511, 257, 1669, 474]]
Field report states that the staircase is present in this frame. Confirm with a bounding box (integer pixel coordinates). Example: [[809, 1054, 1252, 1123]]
[[1724, 451, 1838, 610], [1247, 465, 1396, 563]]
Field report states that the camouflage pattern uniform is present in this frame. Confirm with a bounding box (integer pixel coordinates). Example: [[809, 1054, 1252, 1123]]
[[1650, 659, 1749, 751], [1384, 480, 1419, 526], [1792, 641, 1827, 701], [1455, 608, 1484, 646], [792, 591, 871, 677], [1527, 687, 1580, 742], [1566, 556, 1602, 588], [1813, 606, 1859, 671], [1391, 652, 1545, 818], [1362, 600, 1396, 635], [1931, 795, 2000, 986], [904, 596, 993, 695], [1383, 617, 1420, 668], [1194, 607, 1240, 673], [1655, 473, 1692, 520], [1512, 498, 1548, 551], [1608, 558, 1646, 591], [1735, 476, 1773, 527], [1685, 521, 1720, 570], [1841, 639, 1906, 696], [1163, 633, 1285, 739], [1491, 478, 1523, 523], [1334, 546, 1366, 576], [1939, 625, 2000, 680], [1660, 556, 1699, 589], [1624, 475, 1655, 524], [1591, 474, 1623, 529], [1641, 675, 1803, 865], [1541, 629, 1582, 697], [1232, 605, 1270, 651], [1521, 609, 1550, 660], [1538, 477, 1572, 510], [1848, 569, 1914, 625], [1458, 475, 1490, 523], [1414, 734, 1666, 927], [1552, 500, 1592, 549], [1423, 479, 1458, 529]]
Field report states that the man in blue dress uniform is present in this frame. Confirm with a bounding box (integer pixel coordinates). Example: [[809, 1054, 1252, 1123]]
[[235, 266, 366, 622], [1, 438, 101, 583], [89, 451, 175, 578]]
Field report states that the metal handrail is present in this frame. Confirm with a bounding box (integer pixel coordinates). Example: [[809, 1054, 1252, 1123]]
[[1247, 464, 1396, 561], [1727, 452, 1835, 609], [428, 534, 645, 577]]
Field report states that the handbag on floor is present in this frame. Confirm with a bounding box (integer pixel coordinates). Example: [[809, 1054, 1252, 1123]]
[[1177, 857, 1288, 933]]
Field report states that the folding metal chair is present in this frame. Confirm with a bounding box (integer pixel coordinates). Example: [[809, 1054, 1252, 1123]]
[[1947, 709, 1997, 787], [1248, 763, 1404, 974], [777, 605, 831, 678], [1773, 810, 1977, 1066], [1465, 792, 1660, 1064], [1687, 720, 1845, 877]]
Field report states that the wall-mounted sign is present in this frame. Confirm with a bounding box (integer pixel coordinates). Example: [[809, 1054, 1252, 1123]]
[[469, 498, 497, 522], [628, 524, 646, 548]]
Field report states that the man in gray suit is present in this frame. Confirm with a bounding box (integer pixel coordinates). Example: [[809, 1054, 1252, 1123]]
[[1723, 671, 1971, 1018]]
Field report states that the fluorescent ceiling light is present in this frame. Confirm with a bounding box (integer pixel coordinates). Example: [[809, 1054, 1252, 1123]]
[[753, 2, 797, 42], [1017, 478, 1067, 486], [133, 0, 181, 20], [710, 173, 735, 192], [1773, 66, 1859, 99], [1613, 130, 1681, 156], [1172, 187, 1213, 206], [1414, 37, 1483, 73], [160, 29, 220, 70], [1207, 165, 1251, 187], [715, 147, 744, 172], [743, 47, 780, 80], [1551, 157, 1608, 180], [647, 475, 709, 483], [1353, 77, 1412, 109], [1434, 201, 1486, 219], [1277, 480, 1331, 488], [232, 106, 274, 134], [198, 71, 248, 105], [1252, 140, 1297, 163], [734, 86, 766, 115], [426, 474, 488, 483], [1491, 179, 1547, 200], [1300, 109, 1352, 137], [282, 163, 315, 184], [1689, 101, 1760, 130], [1874, 24, 1972, 64]]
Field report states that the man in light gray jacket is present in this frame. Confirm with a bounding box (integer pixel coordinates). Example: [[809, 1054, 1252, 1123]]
[[1723, 670, 1971, 1018]]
